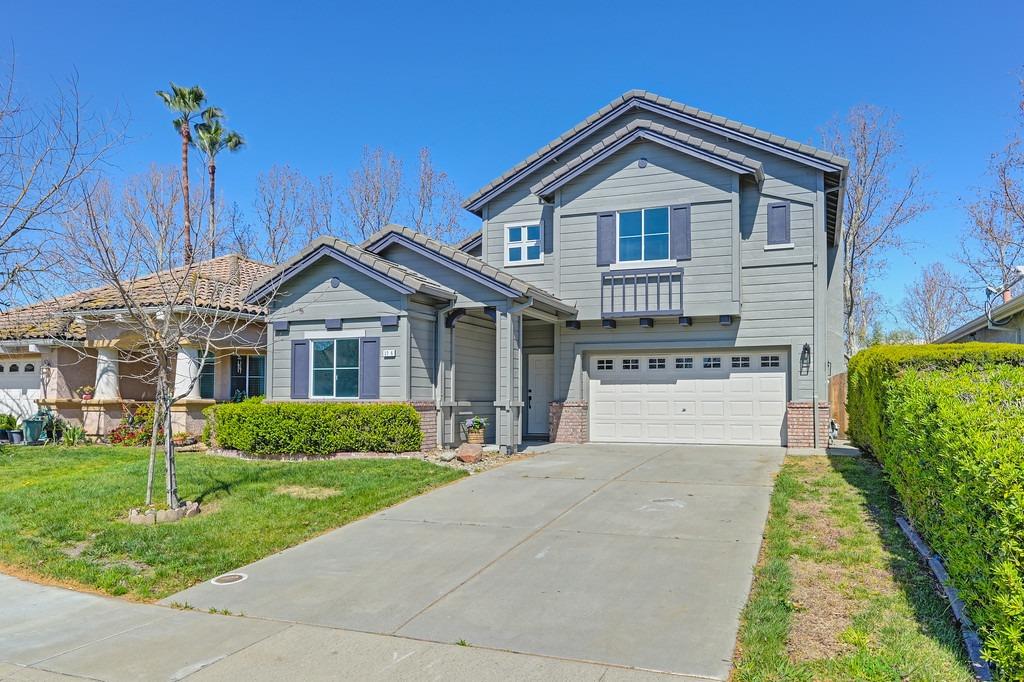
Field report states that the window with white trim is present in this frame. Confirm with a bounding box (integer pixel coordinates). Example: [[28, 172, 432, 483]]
[[230, 355, 265, 399], [731, 356, 750, 368], [675, 356, 693, 369], [761, 354, 781, 368], [198, 353, 215, 399], [622, 358, 640, 371], [648, 358, 666, 370], [505, 223, 543, 265], [312, 340, 359, 398], [618, 207, 669, 262], [703, 356, 721, 369], [596, 359, 614, 371]]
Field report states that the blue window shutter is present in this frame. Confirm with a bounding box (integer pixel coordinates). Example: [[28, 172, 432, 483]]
[[670, 205, 691, 260], [290, 340, 309, 399], [596, 213, 616, 265], [767, 202, 791, 245], [359, 337, 380, 400]]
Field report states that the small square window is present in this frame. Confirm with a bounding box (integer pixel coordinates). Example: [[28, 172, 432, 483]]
[[505, 223, 543, 265], [761, 354, 781, 368], [675, 357, 693, 369], [703, 356, 721, 369], [648, 358, 666, 370], [597, 359, 614, 371], [731, 356, 750, 368], [622, 358, 639, 371]]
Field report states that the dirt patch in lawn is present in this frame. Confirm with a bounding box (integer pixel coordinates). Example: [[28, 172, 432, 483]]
[[787, 557, 858, 662], [275, 485, 341, 500], [789, 498, 849, 551]]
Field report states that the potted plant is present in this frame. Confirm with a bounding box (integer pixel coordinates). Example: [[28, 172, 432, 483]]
[[0, 413, 16, 442], [79, 385, 94, 401], [465, 416, 488, 445], [8, 418, 23, 444], [172, 432, 196, 447]]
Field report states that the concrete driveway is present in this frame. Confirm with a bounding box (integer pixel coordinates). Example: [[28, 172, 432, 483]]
[[170, 444, 782, 679]]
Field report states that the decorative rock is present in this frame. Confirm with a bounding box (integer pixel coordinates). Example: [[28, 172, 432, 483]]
[[456, 443, 483, 463], [128, 508, 156, 525], [155, 507, 185, 523], [439, 450, 457, 462], [183, 501, 202, 518]]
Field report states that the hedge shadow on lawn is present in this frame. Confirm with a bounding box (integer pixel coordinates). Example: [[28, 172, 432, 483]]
[[825, 454, 971, 665]]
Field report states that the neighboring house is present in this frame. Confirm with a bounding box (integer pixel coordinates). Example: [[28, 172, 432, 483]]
[[936, 296, 1024, 344], [249, 90, 849, 450], [0, 255, 273, 434]]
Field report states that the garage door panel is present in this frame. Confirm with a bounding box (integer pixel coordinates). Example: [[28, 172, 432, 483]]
[[589, 351, 787, 446]]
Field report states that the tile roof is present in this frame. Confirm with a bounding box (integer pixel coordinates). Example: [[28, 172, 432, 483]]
[[0, 254, 274, 342], [246, 235, 458, 304], [530, 119, 765, 197], [464, 89, 849, 212], [361, 225, 577, 316]]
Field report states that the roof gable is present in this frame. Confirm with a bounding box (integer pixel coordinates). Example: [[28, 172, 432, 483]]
[[464, 89, 848, 215], [531, 119, 764, 199]]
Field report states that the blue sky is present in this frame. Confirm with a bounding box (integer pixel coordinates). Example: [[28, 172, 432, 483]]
[[7, 1, 1023, 327]]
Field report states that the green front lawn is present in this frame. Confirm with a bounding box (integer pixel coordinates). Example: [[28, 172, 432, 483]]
[[0, 445, 464, 600], [733, 456, 973, 681]]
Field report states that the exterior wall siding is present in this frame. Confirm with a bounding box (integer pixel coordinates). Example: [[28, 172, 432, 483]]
[[451, 315, 497, 443]]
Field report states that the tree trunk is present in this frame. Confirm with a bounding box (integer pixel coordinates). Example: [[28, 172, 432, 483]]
[[145, 399, 162, 506], [208, 161, 217, 258], [181, 123, 193, 264], [164, 398, 180, 508]]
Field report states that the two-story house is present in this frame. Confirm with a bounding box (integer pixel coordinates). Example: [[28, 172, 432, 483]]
[[249, 90, 848, 450]]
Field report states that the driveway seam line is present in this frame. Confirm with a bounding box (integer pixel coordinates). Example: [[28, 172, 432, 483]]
[[177, 623, 296, 680], [389, 446, 677, 635], [27, 615, 168, 667]]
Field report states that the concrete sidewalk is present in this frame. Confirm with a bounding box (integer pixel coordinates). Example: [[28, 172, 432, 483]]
[[0, 574, 677, 681]]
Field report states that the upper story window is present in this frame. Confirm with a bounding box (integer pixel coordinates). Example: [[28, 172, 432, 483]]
[[618, 207, 669, 262], [505, 223, 543, 266], [766, 202, 792, 247], [312, 340, 359, 398]]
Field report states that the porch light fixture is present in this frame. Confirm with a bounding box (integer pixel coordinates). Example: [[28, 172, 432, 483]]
[[678, 316, 692, 327], [639, 318, 654, 328], [719, 315, 733, 326], [602, 319, 617, 329], [801, 342, 811, 363], [565, 320, 581, 330]]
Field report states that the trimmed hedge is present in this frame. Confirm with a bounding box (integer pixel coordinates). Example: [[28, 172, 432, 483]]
[[204, 400, 422, 456], [847, 343, 1024, 677], [847, 342, 1024, 454]]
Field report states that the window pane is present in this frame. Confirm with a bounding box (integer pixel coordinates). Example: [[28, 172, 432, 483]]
[[508, 226, 522, 242], [644, 207, 669, 235], [508, 246, 522, 262], [644, 234, 669, 260], [247, 377, 266, 397], [248, 355, 265, 378], [336, 339, 359, 368], [230, 355, 245, 378], [312, 369, 333, 396], [526, 244, 541, 261], [619, 210, 642, 237], [335, 368, 359, 397], [312, 340, 334, 369], [229, 377, 246, 399], [199, 358, 215, 399], [526, 225, 540, 241], [619, 236, 642, 261]]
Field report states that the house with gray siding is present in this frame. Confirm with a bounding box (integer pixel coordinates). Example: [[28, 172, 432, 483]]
[[248, 90, 848, 450]]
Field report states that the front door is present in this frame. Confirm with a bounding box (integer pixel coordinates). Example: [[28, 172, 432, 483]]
[[526, 353, 555, 437]]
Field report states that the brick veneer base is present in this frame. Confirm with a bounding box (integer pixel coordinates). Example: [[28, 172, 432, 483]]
[[410, 401, 438, 452], [549, 401, 588, 443], [786, 401, 830, 448]]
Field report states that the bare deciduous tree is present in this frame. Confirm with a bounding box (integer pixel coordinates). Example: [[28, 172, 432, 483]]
[[409, 147, 466, 242], [824, 105, 930, 355], [54, 174, 272, 508], [253, 164, 306, 264], [899, 262, 969, 342], [0, 59, 121, 306], [342, 146, 402, 240]]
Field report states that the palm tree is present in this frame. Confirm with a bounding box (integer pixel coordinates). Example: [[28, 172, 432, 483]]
[[155, 83, 219, 263], [194, 110, 245, 258]]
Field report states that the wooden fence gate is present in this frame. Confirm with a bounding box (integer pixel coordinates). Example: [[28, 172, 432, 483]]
[[829, 372, 848, 438]]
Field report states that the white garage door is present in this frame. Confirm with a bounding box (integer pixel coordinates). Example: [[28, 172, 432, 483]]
[[0, 359, 42, 419], [588, 350, 788, 445]]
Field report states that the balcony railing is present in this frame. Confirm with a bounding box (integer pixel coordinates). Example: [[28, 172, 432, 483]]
[[601, 267, 683, 318]]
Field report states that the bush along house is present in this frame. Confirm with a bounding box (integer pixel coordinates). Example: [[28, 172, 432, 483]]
[[248, 90, 849, 452]]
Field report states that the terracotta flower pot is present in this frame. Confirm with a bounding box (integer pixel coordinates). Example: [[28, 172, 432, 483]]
[[467, 428, 485, 445], [81, 394, 93, 401]]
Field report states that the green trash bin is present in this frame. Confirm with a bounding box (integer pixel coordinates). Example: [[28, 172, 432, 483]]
[[22, 417, 45, 443]]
